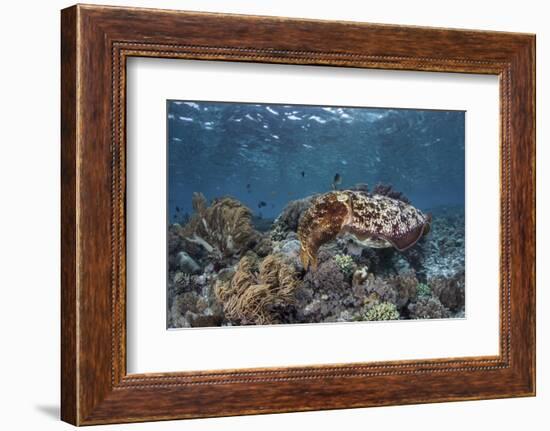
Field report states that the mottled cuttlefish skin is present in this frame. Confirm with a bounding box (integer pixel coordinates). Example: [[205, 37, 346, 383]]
[[298, 191, 431, 270]]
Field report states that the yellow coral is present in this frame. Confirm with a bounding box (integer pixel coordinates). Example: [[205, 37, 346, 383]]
[[215, 253, 299, 325]]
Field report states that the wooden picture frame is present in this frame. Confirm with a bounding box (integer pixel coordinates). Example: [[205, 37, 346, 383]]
[[61, 4, 535, 425]]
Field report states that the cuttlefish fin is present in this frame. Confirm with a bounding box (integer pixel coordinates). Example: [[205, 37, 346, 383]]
[[387, 223, 427, 251]]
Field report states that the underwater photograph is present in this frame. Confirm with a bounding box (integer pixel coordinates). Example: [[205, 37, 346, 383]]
[[166, 100, 465, 328]]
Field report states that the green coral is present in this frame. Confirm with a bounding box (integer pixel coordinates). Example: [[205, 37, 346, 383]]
[[333, 254, 356, 277], [416, 282, 432, 298], [364, 302, 400, 321]]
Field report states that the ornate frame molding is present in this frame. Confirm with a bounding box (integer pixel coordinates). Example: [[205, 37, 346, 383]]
[[61, 5, 535, 425]]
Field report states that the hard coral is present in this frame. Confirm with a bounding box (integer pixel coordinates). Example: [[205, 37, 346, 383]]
[[294, 252, 357, 323], [215, 253, 299, 325], [408, 297, 450, 319], [354, 270, 418, 310], [362, 273, 397, 305], [181, 192, 259, 259], [364, 302, 400, 321], [303, 256, 346, 290], [388, 270, 418, 308], [416, 282, 432, 298], [431, 271, 465, 311], [334, 254, 356, 277]]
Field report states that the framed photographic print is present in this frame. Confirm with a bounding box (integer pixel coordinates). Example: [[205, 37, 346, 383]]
[[61, 4, 536, 425]]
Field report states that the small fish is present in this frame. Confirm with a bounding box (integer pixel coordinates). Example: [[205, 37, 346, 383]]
[[332, 173, 342, 190], [246, 183, 251, 189], [301, 171, 305, 178], [258, 201, 267, 208], [176, 206, 180, 212]]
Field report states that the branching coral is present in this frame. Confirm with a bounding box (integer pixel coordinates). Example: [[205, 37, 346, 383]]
[[294, 252, 358, 323], [334, 254, 356, 277], [408, 297, 450, 319], [353, 270, 417, 310], [361, 273, 398, 305], [303, 255, 346, 290], [180, 192, 259, 259], [416, 282, 431, 298], [364, 302, 400, 321], [215, 253, 299, 325], [389, 270, 419, 308]]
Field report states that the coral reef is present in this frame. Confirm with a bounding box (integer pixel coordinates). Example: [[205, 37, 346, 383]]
[[351, 270, 418, 310], [175, 251, 201, 274], [371, 183, 411, 204], [167, 190, 466, 328], [214, 253, 299, 325], [361, 273, 398, 306], [408, 297, 451, 319], [431, 271, 465, 312], [273, 195, 315, 233], [422, 209, 465, 279], [364, 302, 400, 321], [297, 190, 431, 270], [167, 268, 225, 328], [352, 266, 369, 288], [303, 252, 347, 290], [272, 238, 302, 269], [334, 254, 356, 277], [416, 282, 431, 298], [253, 234, 273, 257], [292, 251, 361, 323], [390, 270, 419, 308]]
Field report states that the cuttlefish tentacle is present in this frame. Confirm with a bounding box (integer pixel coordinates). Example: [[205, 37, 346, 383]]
[[298, 191, 431, 270], [298, 191, 352, 270]]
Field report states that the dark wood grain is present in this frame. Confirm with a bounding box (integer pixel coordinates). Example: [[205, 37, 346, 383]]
[[61, 4, 535, 426], [60, 6, 78, 425]]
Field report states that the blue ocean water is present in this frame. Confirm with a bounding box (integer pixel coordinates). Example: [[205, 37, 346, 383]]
[[167, 101, 464, 223]]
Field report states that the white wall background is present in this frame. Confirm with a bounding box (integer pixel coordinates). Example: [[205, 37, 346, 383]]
[[0, 0, 546, 429]]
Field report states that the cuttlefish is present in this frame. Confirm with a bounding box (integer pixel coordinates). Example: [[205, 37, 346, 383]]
[[298, 191, 431, 270]]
